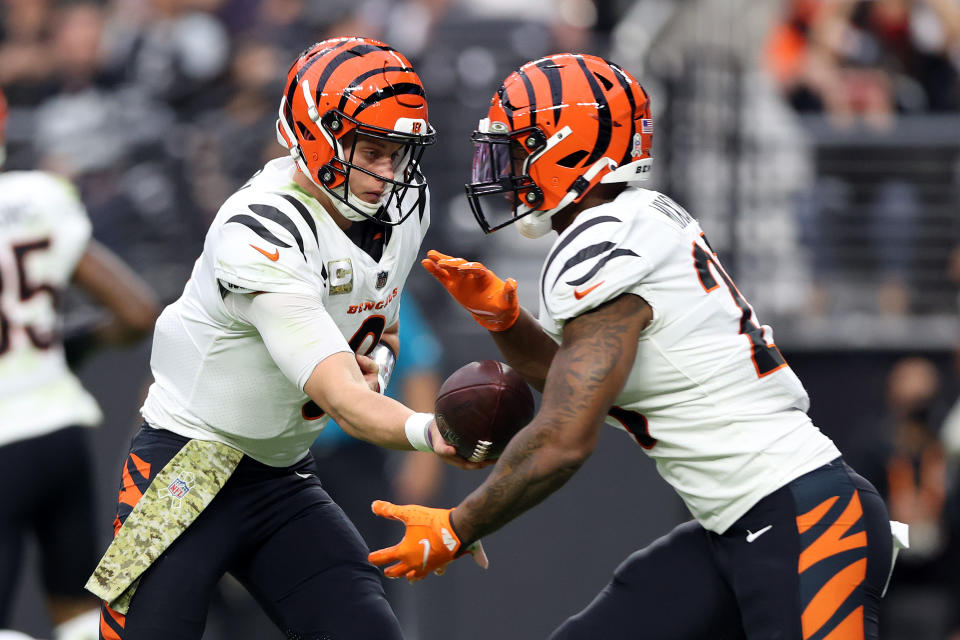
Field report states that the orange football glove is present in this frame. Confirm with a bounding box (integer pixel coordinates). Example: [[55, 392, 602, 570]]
[[421, 250, 519, 331], [368, 500, 489, 582]]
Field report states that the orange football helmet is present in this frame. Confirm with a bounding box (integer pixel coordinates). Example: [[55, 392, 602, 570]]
[[466, 54, 653, 237], [276, 37, 436, 224]]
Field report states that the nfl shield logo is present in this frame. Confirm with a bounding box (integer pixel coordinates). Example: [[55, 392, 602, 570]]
[[168, 477, 191, 500], [375, 271, 388, 289]]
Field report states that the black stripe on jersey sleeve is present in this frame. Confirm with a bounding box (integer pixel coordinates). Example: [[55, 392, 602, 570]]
[[565, 248, 640, 287], [225, 214, 292, 248], [248, 204, 305, 256], [541, 215, 620, 300], [275, 193, 319, 248], [551, 241, 615, 290]]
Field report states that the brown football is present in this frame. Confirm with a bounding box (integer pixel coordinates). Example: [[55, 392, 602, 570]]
[[434, 360, 535, 462]]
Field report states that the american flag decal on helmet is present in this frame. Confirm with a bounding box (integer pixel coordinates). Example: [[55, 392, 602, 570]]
[[641, 118, 653, 134]]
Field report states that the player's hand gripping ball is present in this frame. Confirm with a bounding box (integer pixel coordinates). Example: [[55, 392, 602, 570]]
[[434, 360, 534, 462]]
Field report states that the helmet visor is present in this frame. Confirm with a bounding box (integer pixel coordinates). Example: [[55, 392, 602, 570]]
[[465, 133, 541, 234]]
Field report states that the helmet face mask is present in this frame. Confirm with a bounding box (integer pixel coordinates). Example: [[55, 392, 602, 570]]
[[276, 37, 436, 225], [317, 112, 432, 222], [465, 123, 545, 234], [466, 54, 653, 237]]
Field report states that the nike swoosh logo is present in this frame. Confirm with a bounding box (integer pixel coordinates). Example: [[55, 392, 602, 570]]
[[419, 538, 431, 569], [250, 244, 279, 261], [573, 281, 605, 300], [745, 525, 773, 543], [295, 472, 312, 480]]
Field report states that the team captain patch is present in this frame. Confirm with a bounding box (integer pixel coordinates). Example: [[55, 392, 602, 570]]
[[328, 258, 353, 294]]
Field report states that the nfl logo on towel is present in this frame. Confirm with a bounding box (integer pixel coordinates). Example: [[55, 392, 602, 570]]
[[375, 271, 388, 289], [168, 477, 191, 500]]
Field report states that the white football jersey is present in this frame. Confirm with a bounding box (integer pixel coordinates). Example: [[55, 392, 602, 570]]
[[142, 157, 428, 466], [0, 171, 102, 447], [538, 187, 839, 533]]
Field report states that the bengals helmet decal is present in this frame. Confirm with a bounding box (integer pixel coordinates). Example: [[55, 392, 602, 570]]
[[466, 54, 652, 238], [276, 37, 436, 224]]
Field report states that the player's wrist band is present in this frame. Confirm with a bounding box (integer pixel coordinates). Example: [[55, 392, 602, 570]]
[[405, 412, 434, 452], [371, 342, 396, 394]]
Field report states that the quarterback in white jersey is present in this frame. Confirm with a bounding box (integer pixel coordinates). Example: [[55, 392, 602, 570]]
[[0, 89, 158, 639], [92, 39, 484, 640], [141, 152, 426, 466], [370, 54, 901, 640]]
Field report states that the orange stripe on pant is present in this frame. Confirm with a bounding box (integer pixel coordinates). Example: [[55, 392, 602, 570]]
[[797, 490, 868, 640], [798, 492, 867, 573], [797, 495, 839, 535], [824, 606, 864, 640], [100, 602, 126, 640], [801, 559, 866, 639]]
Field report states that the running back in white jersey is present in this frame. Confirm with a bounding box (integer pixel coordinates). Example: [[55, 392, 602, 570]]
[[537, 187, 840, 533], [142, 157, 429, 466], [0, 171, 102, 446]]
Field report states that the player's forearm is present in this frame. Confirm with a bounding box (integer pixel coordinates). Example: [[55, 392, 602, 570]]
[[324, 384, 416, 449], [451, 423, 588, 544], [304, 352, 415, 449], [453, 296, 647, 544], [490, 307, 557, 391]]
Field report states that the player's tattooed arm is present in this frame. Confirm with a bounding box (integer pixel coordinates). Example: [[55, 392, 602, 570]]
[[490, 307, 558, 392], [452, 293, 651, 544]]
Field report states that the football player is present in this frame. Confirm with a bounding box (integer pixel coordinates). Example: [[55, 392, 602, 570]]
[[86, 37, 485, 640], [369, 54, 905, 639], [0, 89, 159, 639]]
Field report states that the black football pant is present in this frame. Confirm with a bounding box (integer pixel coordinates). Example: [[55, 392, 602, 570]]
[[99, 425, 402, 640], [551, 458, 894, 640], [0, 426, 98, 625]]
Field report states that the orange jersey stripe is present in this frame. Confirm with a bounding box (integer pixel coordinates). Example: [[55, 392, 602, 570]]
[[796, 495, 839, 535], [798, 492, 867, 573], [801, 558, 867, 639]]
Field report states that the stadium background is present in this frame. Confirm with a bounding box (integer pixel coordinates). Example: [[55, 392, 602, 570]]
[[3, 0, 960, 638]]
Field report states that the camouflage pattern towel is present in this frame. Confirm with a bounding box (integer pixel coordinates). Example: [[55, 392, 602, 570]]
[[85, 439, 244, 613]]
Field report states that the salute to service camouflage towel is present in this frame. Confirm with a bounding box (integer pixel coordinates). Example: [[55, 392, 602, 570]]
[[85, 439, 244, 613]]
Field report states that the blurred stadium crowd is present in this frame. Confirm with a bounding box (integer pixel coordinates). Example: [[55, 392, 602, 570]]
[[3, 0, 960, 639]]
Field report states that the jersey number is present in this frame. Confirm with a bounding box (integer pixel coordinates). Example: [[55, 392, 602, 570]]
[[692, 236, 786, 377], [0, 238, 59, 356], [301, 315, 387, 420]]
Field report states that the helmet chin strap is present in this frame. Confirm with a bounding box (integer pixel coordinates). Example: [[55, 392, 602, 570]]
[[516, 157, 617, 239], [324, 182, 382, 222]]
